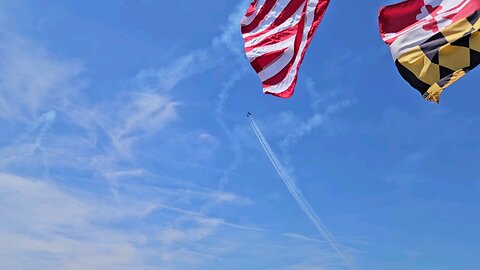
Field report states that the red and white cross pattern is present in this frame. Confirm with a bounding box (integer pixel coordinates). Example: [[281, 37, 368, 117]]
[[416, 0, 454, 32], [379, 0, 480, 58]]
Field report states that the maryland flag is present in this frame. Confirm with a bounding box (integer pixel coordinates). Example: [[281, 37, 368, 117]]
[[379, 0, 480, 102]]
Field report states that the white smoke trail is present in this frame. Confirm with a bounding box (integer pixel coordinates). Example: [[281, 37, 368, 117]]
[[248, 115, 358, 270]]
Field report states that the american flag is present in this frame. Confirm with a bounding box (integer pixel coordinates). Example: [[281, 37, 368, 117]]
[[241, 0, 330, 98]]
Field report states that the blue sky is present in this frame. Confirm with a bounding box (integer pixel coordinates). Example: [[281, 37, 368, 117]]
[[0, 0, 479, 269]]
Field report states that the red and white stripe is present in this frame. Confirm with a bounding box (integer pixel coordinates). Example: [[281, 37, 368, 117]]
[[241, 0, 330, 98]]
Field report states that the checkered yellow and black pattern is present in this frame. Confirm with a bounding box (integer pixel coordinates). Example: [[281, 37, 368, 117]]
[[396, 10, 480, 102]]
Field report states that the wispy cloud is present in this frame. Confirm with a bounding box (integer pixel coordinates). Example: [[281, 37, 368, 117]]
[[0, 172, 150, 270], [283, 233, 325, 244], [213, 0, 250, 56], [280, 99, 355, 148], [133, 51, 211, 93], [0, 172, 264, 270], [107, 93, 179, 156], [0, 36, 82, 122]]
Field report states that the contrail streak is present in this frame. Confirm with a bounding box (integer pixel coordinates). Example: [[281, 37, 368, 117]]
[[248, 114, 358, 270]]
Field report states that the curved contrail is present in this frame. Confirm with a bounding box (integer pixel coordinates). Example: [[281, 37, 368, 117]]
[[248, 114, 358, 270]]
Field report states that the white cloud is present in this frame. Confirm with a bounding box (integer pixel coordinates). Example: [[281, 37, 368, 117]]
[[103, 169, 145, 178], [283, 233, 325, 244], [0, 36, 82, 122], [0, 172, 264, 270], [280, 99, 355, 148], [0, 172, 151, 270], [133, 51, 211, 94], [212, 0, 250, 56], [107, 92, 179, 157]]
